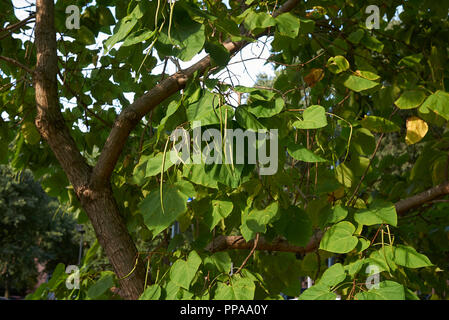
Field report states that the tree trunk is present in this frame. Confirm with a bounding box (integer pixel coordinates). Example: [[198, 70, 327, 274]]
[[78, 185, 146, 300], [34, 0, 145, 299]]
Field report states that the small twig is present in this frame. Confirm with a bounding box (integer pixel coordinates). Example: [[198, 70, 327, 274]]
[[315, 250, 321, 280], [0, 14, 35, 40], [136, 112, 153, 164], [370, 224, 384, 247], [235, 233, 260, 274], [56, 68, 113, 128], [160, 57, 169, 81], [347, 108, 399, 206], [347, 132, 385, 206]]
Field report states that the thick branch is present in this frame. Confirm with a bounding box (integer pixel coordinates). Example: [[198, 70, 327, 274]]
[[207, 232, 322, 255], [395, 182, 449, 216], [208, 182, 449, 254], [34, 0, 90, 190], [91, 0, 300, 186]]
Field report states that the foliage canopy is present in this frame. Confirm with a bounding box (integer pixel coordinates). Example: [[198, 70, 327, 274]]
[[1, 0, 449, 300]]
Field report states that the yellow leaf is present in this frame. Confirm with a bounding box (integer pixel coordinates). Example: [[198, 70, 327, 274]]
[[327, 186, 345, 203], [304, 68, 324, 87], [405, 117, 428, 145]]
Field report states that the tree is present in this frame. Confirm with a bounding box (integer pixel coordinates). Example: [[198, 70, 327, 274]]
[[0, 165, 78, 298], [1, 0, 449, 300]]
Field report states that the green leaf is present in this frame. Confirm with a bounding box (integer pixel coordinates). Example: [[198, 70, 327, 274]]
[[204, 252, 232, 273], [158, 15, 206, 61], [319, 221, 358, 254], [420, 90, 449, 120], [355, 281, 405, 300], [207, 199, 234, 231], [335, 163, 354, 188], [299, 19, 315, 33], [357, 70, 380, 81], [244, 11, 276, 31], [361, 34, 384, 53], [139, 284, 162, 300], [351, 128, 375, 156], [21, 122, 40, 145], [344, 259, 365, 277], [186, 92, 233, 126], [361, 116, 400, 133], [395, 90, 427, 109], [343, 75, 379, 92], [319, 263, 346, 287], [139, 180, 196, 237], [235, 106, 266, 131], [144, 152, 176, 178], [122, 29, 156, 47], [398, 54, 423, 67], [322, 205, 348, 225], [164, 281, 181, 300], [354, 200, 397, 227], [183, 163, 218, 189], [355, 238, 370, 253], [205, 41, 230, 67], [368, 246, 396, 273], [157, 100, 182, 141], [77, 25, 96, 45], [87, 274, 114, 299], [275, 13, 300, 38], [170, 251, 202, 289], [347, 29, 365, 44], [104, 12, 139, 52], [293, 105, 327, 129], [214, 277, 255, 300], [287, 143, 327, 163], [97, 7, 115, 26], [274, 206, 312, 247], [393, 245, 433, 268], [241, 202, 279, 241], [246, 98, 284, 118], [299, 283, 337, 300], [327, 56, 350, 74], [183, 162, 244, 189]]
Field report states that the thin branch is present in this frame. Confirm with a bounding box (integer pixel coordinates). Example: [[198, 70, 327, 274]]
[[347, 132, 385, 206], [0, 55, 35, 75], [0, 13, 35, 40], [395, 182, 449, 216], [235, 233, 260, 274]]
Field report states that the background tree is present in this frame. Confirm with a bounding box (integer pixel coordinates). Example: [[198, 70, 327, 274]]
[[1, 0, 449, 300], [0, 165, 78, 298]]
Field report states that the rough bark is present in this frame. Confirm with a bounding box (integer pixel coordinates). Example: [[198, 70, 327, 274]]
[[395, 182, 449, 216], [34, 0, 145, 300], [207, 232, 323, 255]]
